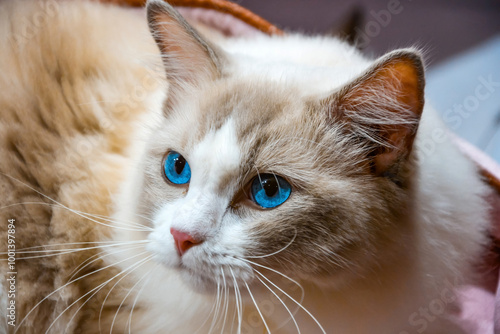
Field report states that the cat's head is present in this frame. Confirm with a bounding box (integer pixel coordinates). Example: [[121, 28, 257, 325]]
[[134, 0, 425, 292]]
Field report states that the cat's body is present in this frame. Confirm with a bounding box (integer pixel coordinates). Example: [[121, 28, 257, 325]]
[[0, 1, 491, 333]]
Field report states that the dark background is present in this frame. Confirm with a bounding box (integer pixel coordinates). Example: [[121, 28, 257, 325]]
[[239, 0, 500, 66]]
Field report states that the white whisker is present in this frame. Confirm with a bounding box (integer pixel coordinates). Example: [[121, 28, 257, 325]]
[[3, 241, 149, 261], [68, 244, 147, 282], [57, 255, 153, 334], [255, 274, 300, 334], [0, 174, 151, 232], [127, 265, 159, 334], [254, 270, 326, 334], [193, 287, 220, 334], [15, 250, 151, 332], [235, 257, 304, 303], [207, 275, 222, 334], [246, 228, 297, 259], [245, 282, 271, 334], [229, 267, 242, 334], [4, 240, 148, 255], [0, 201, 153, 231], [74, 210, 152, 231], [220, 268, 229, 334], [12, 240, 144, 252], [109, 256, 154, 334], [43, 255, 151, 333]]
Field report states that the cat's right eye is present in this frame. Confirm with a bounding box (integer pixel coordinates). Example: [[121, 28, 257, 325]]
[[163, 151, 191, 185]]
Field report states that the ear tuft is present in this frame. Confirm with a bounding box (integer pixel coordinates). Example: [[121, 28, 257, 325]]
[[327, 49, 425, 175], [147, 0, 224, 97]]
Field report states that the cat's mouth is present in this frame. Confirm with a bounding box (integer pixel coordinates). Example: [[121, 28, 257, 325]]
[[176, 251, 255, 293], [146, 230, 254, 291]]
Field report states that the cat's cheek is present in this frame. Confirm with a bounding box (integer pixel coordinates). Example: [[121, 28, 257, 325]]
[[146, 228, 180, 267], [152, 202, 179, 227], [146, 202, 183, 267]]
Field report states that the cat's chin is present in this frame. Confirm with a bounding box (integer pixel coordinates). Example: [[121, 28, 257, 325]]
[[174, 261, 255, 295], [177, 266, 221, 294]]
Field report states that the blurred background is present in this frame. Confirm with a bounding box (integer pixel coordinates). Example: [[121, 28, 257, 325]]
[[240, 0, 500, 163]]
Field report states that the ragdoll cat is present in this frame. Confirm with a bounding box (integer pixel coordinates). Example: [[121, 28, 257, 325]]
[[0, 0, 492, 333]]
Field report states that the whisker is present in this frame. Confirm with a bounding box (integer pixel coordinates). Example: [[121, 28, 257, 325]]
[[75, 210, 153, 231], [76, 100, 124, 106], [0, 202, 152, 231], [12, 240, 144, 252], [72, 210, 151, 232], [109, 256, 155, 334], [220, 268, 229, 334], [0, 174, 150, 232], [52, 279, 112, 334], [130, 212, 155, 224], [4, 240, 148, 255], [14, 250, 151, 332], [229, 267, 242, 334], [245, 282, 271, 334], [235, 257, 304, 304], [255, 274, 300, 334], [77, 210, 153, 230], [127, 265, 159, 334], [58, 255, 153, 334], [68, 250, 108, 279], [68, 244, 147, 282], [207, 275, 222, 334], [246, 228, 297, 259], [254, 269, 326, 334], [3, 241, 149, 261], [229, 292, 236, 334], [193, 293, 219, 334], [98, 253, 151, 332]]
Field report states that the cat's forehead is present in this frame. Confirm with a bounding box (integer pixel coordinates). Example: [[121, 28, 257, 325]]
[[196, 79, 311, 141], [165, 78, 340, 191], [160, 79, 308, 153], [194, 80, 326, 166]]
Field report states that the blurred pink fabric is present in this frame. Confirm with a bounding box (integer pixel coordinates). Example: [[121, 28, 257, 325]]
[[452, 286, 495, 334], [454, 137, 500, 334]]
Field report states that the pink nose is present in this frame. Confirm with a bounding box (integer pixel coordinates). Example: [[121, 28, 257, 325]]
[[170, 228, 203, 256]]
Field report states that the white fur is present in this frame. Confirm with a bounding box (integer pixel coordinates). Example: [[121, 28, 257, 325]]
[[220, 34, 372, 95], [113, 116, 256, 333], [147, 118, 244, 265]]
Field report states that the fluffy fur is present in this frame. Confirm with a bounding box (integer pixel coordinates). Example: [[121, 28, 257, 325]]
[[0, 0, 491, 333]]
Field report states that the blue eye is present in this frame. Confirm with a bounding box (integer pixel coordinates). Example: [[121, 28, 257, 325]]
[[251, 174, 291, 209], [164, 151, 191, 185]]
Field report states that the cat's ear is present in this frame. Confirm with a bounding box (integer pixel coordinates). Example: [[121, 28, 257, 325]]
[[147, 0, 225, 94], [324, 49, 425, 175]]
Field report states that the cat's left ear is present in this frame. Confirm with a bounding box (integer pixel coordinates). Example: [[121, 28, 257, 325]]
[[323, 49, 425, 175], [147, 0, 225, 95]]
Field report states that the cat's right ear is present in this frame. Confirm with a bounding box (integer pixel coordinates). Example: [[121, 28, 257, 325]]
[[147, 0, 225, 95]]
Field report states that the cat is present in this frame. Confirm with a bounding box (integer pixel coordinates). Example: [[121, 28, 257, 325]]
[[0, 0, 492, 333]]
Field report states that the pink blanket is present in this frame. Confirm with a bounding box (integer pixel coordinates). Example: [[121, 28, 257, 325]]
[[453, 137, 500, 334]]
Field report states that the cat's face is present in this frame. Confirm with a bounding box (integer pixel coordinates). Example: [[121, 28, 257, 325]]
[[130, 0, 424, 292]]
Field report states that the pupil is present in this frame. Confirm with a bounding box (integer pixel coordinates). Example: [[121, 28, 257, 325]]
[[174, 156, 186, 175], [262, 178, 278, 197]]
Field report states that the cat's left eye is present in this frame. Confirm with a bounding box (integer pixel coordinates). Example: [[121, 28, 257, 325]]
[[163, 151, 191, 185], [250, 174, 292, 209]]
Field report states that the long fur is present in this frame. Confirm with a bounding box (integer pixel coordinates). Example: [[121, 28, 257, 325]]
[[0, 0, 491, 333]]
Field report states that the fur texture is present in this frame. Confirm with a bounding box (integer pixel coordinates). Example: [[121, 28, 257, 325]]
[[0, 0, 491, 333]]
